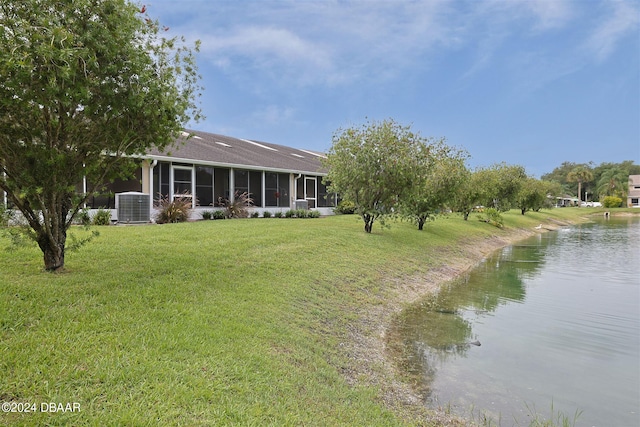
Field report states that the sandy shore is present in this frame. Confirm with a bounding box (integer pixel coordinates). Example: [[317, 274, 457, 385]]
[[340, 224, 569, 426]]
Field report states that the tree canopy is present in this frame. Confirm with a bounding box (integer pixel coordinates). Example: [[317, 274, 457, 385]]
[[542, 160, 639, 203], [596, 167, 629, 199], [567, 166, 594, 206], [0, 0, 202, 270], [475, 163, 527, 212], [399, 140, 468, 230], [515, 177, 559, 215], [323, 119, 423, 233]]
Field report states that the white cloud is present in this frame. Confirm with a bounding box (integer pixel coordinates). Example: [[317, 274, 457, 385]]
[[524, 0, 573, 31], [162, 0, 637, 95], [251, 104, 296, 126], [172, 0, 457, 87], [200, 26, 330, 69], [584, 0, 640, 62]]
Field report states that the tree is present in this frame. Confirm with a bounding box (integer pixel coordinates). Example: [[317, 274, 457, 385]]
[[0, 0, 202, 271], [452, 167, 483, 221], [477, 163, 527, 211], [541, 161, 580, 186], [567, 166, 594, 206], [399, 140, 468, 230], [542, 161, 594, 196], [323, 119, 421, 233], [596, 167, 629, 199], [515, 178, 553, 215]]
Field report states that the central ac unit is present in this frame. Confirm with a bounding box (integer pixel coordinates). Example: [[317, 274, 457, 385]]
[[115, 192, 150, 223]]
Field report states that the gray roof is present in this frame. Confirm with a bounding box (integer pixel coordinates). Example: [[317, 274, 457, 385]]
[[146, 130, 327, 175]]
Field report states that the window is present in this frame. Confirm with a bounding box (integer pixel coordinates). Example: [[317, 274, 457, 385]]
[[152, 161, 170, 202], [305, 177, 316, 208], [172, 166, 193, 207], [317, 178, 336, 207], [249, 171, 262, 207], [173, 167, 192, 195], [295, 175, 319, 208], [296, 175, 304, 200], [196, 166, 214, 207], [265, 172, 290, 207], [234, 169, 248, 194], [234, 169, 262, 207], [265, 172, 277, 206], [214, 168, 230, 205], [88, 168, 142, 208]]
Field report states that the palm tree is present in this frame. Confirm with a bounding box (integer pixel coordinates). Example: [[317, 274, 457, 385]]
[[567, 166, 594, 206], [597, 167, 628, 199]]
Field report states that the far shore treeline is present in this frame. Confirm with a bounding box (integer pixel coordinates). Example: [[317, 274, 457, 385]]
[[322, 118, 639, 233]]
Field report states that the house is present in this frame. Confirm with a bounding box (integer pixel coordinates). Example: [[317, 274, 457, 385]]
[[84, 130, 336, 221], [628, 175, 640, 208], [554, 196, 579, 207]]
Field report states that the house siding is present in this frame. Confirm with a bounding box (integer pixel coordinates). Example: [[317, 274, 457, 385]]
[[628, 175, 640, 207]]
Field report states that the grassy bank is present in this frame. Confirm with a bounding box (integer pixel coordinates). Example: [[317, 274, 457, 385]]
[[0, 208, 631, 426]]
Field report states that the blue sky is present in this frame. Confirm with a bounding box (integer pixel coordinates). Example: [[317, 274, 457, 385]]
[[147, 0, 639, 177]]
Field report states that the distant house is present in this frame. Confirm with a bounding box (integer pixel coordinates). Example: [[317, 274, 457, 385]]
[[628, 175, 640, 208], [555, 196, 579, 207], [82, 130, 336, 221]]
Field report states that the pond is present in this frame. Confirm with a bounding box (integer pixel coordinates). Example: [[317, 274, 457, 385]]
[[389, 217, 640, 426]]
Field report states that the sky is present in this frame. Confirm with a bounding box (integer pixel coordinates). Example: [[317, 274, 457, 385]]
[[146, 0, 639, 177]]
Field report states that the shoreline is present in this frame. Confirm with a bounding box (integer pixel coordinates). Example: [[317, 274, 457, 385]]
[[341, 221, 574, 425]]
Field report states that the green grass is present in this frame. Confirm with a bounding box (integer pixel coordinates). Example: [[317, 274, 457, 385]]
[[0, 208, 632, 426]]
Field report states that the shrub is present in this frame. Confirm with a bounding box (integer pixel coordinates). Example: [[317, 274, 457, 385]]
[[251, 211, 260, 218], [212, 210, 226, 220], [262, 211, 272, 218], [218, 191, 253, 219], [602, 196, 622, 208], [274, 211, 283, 218], [479, 207, 503, 228], [201, 210, 214, 220], [155, 193, 193, 224], [92, 208, 112, 225], [335, 200, 356, 214], [283, 209, 320, 218], [74, 208, 91, 226], [0, 203, 12, 227]]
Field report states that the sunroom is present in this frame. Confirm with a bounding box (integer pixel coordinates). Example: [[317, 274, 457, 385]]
[[84, 130, 336, 221]]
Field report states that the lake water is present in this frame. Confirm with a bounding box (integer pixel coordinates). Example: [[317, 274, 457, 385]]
[[389, 217, 640, 426]]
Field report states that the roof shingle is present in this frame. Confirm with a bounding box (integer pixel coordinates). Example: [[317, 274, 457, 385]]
[[147, 130, 327, 175]]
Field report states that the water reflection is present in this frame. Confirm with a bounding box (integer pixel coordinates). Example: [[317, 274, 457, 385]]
[[389, 234, 555, 399], [389, 218, 640, 425]]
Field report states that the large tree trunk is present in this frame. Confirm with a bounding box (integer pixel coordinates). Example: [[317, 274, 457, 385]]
[[37, 229, 67, 272], [362, 213, 374, 233], [40, 193, 73, 271], [417, 217, 425, 230]]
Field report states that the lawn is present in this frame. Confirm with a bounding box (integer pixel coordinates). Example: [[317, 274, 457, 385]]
[[0, 208, 623, 426]]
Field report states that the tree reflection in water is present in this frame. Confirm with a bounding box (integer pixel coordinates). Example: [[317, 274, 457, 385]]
[[388, 233, 554, 401]]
